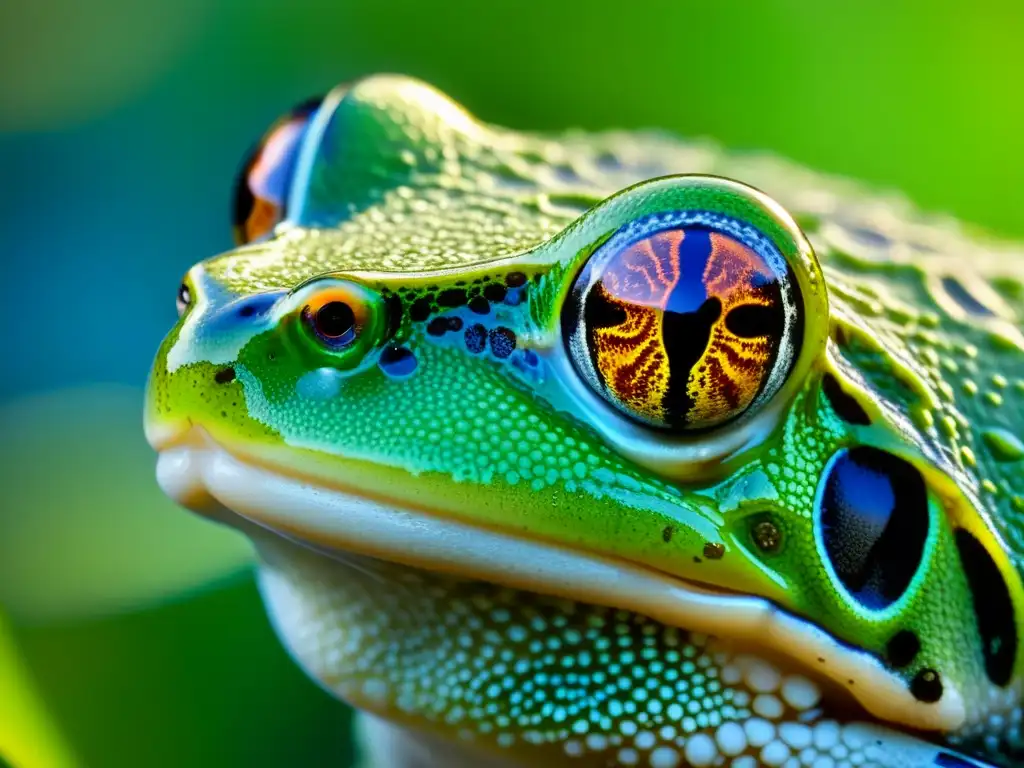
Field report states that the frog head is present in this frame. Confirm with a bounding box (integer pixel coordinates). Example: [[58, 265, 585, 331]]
[[146, 76, 1024, 766]]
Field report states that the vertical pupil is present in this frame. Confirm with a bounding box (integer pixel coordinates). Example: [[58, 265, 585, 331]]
[[316, 301, 355, 338]]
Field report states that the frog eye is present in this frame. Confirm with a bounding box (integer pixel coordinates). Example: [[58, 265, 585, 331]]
[[294, 279, 391, 368], [176, 282, 192, 317], [232, 96, 323, 245], [562, 201, 804, 432]]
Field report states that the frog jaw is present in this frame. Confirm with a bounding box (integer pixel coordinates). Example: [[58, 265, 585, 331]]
[[149, 423, 971, 742]]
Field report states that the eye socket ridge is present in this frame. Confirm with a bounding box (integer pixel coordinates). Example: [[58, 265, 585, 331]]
[[562, 208, 804, 433]]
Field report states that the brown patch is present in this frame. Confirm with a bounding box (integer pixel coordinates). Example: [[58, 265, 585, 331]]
[[703, 542, 725, 559]]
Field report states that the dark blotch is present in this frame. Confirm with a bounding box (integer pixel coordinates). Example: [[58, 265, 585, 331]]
[[724, 303, 782, 339], [465, 324, 487, 354], [910, 668, 943, 703], [447, 316, 463, 332], [662, 526, 674, 543], [410, 298, 432, 322], [483, 283, 507, 303], [378, 346, 418, 378], [427, 318, 450, 337], [941, 276, 995, 317], [384, 292, 404, 338], [505, 271, 528, 287], [469, 296, 491, 315], [817, 447, 929, 610], [886, 630, 921, 668], [488, 327, 517, 359], [703, 542, 725, 560], [437, 288, 467, 308], [214, 367, 236, 384], [822, 373, 871, 426], [955, 528, 1017, 686]]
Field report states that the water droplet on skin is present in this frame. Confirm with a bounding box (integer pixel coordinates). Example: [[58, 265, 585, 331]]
[[981, 428, 1024, 462], [296, 368, 343, 401]]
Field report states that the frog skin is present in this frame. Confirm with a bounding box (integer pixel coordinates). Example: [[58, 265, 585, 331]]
[[145, 75, 1024, 768]]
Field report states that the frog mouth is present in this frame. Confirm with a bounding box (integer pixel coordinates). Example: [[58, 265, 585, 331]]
[[151, 425, 988, 765]]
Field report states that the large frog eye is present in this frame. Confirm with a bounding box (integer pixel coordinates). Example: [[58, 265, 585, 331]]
[[232, 96, 322, 245], [563, 205, 804, 431]]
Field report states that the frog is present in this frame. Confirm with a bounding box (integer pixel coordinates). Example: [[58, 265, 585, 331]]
[[144, 75, 1024, 768]]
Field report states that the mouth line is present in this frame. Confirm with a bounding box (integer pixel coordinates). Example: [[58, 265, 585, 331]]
[[153, 428, 967, 738]]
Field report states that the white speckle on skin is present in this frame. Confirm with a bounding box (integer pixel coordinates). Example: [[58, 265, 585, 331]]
[[753, 693, 784, 719], [683, 733, 718, 767], [813, 720, 840, 750], [744, 717, 776, 747], [617, 747, 639, 765], [649, 746, 682, 768], [781, 675, 821, 711], [745, 660, 782, 693], [714, 722, 747, 756], [760, 739, 791, 766], [779, 722, 812, 750]]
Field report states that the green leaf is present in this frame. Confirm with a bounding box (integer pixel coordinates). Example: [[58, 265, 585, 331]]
[[0, 609, 79, 768], [0, 385, 253, 624]]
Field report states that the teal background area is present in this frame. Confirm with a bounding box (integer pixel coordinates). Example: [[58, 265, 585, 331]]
[[0, 2, 1021, 766]]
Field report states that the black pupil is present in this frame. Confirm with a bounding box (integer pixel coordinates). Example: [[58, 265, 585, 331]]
[[178, 284, 190, 305], [315, 301, 355, 339]]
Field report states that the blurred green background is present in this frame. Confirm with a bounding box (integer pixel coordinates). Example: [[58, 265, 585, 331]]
[[1, 1, 1022, 766]]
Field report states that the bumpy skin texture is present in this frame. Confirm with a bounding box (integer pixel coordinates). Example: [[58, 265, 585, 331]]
[[147, 76, 1024, 767]]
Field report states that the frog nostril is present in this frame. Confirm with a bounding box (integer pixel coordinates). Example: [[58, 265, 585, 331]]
[[214, 367, 236, 384]]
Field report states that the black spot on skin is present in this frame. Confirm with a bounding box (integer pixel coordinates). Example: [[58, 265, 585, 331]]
[[886, 630, 921, 668], [822, 373, 872, 426], [488, 327, 517, 359], [662, 526, 674, 543], [437, 288, 467, 308], [724, 303, 782, 339], [427, 318, 450, 337], [469, 296, 490, 315], [447, 317, 463, 332], [483, 283, 507, 303], [941, 276, 995, 317], [692, 556, 702, 564], [703, 542, 724, 560], [817, 447, 929, 610], [505, 271, 528, 287], [239, 304, 255, 317], [410, 298, 432, 322], [214, 367, 236, 384], [384, 292, 404, 338], [910, 668, 943, 703], [955, 528, 1017, 686], [465, 324, 487, 354]]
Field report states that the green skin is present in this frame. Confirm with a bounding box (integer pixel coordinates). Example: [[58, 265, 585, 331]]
[[145, 76, 1024, 767]]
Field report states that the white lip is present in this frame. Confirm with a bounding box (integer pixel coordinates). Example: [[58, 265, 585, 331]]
[[156, 435, 966, 734]]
